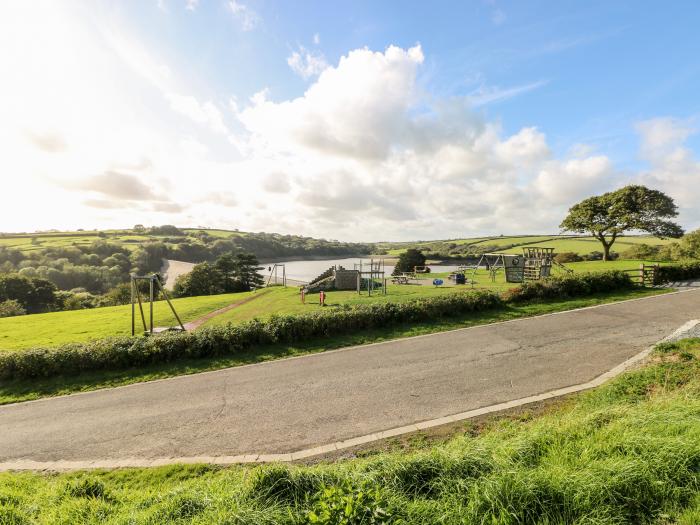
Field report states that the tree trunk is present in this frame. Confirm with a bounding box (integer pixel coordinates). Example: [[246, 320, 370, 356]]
[[602, 242, 611, 261]]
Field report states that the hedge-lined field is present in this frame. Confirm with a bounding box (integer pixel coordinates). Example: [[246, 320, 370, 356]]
[[0, 290, 505, 380], [0, 271, 641, 381], [0, 291, 256, 350], [2, 339, 700, 524]]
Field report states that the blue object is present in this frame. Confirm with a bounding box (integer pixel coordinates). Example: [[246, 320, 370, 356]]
[[433, 278, 443, 286]]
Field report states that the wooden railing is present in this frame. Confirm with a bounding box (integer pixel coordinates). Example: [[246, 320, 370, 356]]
[[623, 264, 659, 286]]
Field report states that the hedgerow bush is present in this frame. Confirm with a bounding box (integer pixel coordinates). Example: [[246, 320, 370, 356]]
[[0, 290, 503, 380], [657, 261, 700, 282], [0, 268, 676, 381], [502, 270, 634, 302]]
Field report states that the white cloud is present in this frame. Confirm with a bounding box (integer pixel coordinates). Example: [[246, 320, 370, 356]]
[[287, 46, 329, 79], [185, 0, 199, 11], [227, 0, 259, 31], [468, 80, 548, 105], [262, 172, 291, 193], [635, 117, 700, 228], [313, 33, 320, 45], [2, 2, 696, 242], [240, 45, 425, 160], [229, 44, 623, 239], [165, 93, 229, 134]]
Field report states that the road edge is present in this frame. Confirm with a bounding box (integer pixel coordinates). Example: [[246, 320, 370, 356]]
[[3, 318, 698, 472]]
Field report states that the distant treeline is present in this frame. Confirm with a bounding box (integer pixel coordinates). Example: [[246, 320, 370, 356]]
[[0, 226, 371, 315]]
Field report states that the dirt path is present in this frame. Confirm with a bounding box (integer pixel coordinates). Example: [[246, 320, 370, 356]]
[[183, 289, 272, 330]]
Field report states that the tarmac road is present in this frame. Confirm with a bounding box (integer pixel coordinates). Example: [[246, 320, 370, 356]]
[[1, 288, 699, 467]]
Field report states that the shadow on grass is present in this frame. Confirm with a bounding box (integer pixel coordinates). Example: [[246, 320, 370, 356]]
[[0, 287, 669, 405]]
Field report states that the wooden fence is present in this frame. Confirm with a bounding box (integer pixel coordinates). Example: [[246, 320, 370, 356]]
[[623, 264, 659, 286]]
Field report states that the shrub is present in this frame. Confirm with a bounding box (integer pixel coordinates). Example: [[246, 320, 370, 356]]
[[554, 252, 582, 263], [620, 243, 660, 260], [0, 299, 26, 318], [657, 261, 700, 282], [503, 271, 634, 303]]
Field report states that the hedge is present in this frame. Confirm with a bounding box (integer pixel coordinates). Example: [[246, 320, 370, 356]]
[[0, 290, 503, 380], [656, 261, 700, 283], [502, 270, 635, 302], [0, 269, 659, 381]]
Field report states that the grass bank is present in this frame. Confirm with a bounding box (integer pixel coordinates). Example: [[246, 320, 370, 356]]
[[2, 338, 699, 524], [0, 286, 667, 405], [0, 291, 256, 350]]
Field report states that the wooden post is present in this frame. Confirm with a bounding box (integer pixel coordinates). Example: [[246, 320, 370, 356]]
[[156, 275, 185, 331], [135, 285, 147, 333], [130, 276, 135, 336], [640, 263, 644, 286], [149, 276, 154, 334]]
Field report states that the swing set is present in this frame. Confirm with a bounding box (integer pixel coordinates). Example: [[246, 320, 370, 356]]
[[130, 274, 185, 336]]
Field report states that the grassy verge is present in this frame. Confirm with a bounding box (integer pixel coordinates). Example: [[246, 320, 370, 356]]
[[2, 338, 699, 524], [0, 287, 668, 405]]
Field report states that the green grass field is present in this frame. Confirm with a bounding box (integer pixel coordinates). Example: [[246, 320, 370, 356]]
[[381, 234, 674, 257], [2, 338, 699, 524], [0, 291, 255, 350]]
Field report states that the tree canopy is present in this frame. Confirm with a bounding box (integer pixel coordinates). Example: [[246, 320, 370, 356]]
[[393, 249, 427, 275], [173, 252, 264, 297], [560, 185, 684, 260]]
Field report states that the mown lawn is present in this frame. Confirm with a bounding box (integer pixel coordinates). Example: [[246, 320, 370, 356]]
[[0, 291, 256, 350], [202, 283, 464, 327], [2, 338, 699, 524]]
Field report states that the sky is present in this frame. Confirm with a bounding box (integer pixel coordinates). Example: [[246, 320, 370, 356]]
[[2, 0, 700, 241]]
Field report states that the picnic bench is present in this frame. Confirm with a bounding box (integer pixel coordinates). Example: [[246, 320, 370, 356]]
[[391, 272, 416, 285]]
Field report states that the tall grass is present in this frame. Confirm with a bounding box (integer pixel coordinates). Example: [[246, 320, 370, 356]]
[[2, 339, 700, 524]]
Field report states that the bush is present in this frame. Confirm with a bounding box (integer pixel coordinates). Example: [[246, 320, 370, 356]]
[[502, 271, 634, 303], [0, 290, 504, 380], [620, 243, 660, 260], [0, 299, 26, 318], [657, 261, 700, 282], [554, 252, 582, 263]]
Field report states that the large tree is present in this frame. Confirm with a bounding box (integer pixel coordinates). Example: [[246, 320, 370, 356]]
[[392, 248, 427, 275], [560, 185, 684, 261], [232, 253, 264, 290]]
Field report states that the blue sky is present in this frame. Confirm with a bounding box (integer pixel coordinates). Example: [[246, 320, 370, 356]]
[[2, 1, 700, 239], [122, 1, 700, 163]]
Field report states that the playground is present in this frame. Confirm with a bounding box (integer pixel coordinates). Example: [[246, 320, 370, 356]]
[[0, 249, 672, 351]]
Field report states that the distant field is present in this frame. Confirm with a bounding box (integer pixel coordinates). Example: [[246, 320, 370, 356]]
[[0, 231, 173, 253], [382, 234, 675, 257], [502, 236, 674, 255]]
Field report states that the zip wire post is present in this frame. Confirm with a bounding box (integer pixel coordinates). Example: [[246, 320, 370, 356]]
[[156, 275, 186, 331], [130, 276, 135, 336]]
